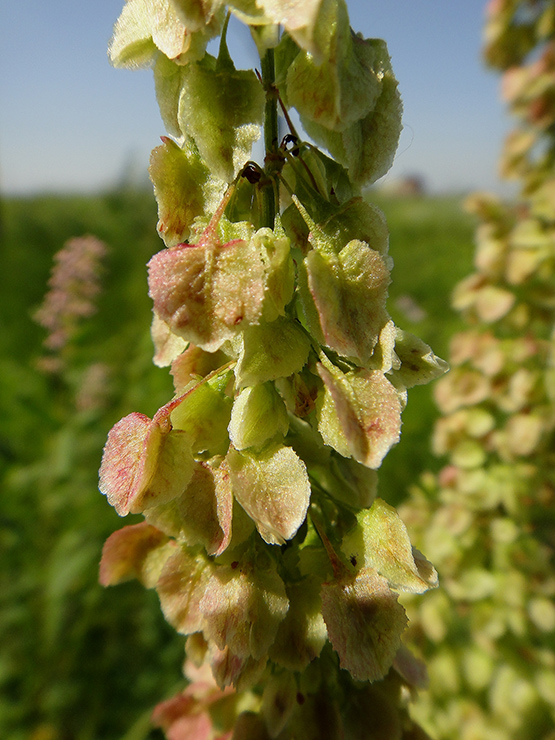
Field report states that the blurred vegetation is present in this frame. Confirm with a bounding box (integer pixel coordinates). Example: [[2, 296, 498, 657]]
[[374, 192, 476, 505], [0, 187, 474, 739]]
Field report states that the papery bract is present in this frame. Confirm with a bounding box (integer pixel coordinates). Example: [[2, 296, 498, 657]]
[[156, 546, 213, 634], [297, 38, 403, 186], [391, 329, 450, 389], [452, 274, 516, 322], [268, 577, 327, 671], [321, 566, 408, 682], [169, 0, 224, 31], [207, 642, 268, 691], [99, 401, 195, 516], [261, 670, 297, 738], [285, 17, 380, 133], [152, 313, 189, 367], [99, 522, 174, 587], [228, 383, 289, 451], [143, 458, 233, 556], [312, 454, 378, 509], [199, 559, 289, 660], [169, 375, 233, 455], [234, 317, 311, 388], [341, 498, 439, 594], [148, 233, 265, 352], [226, 444, 310, 545], [316, 363, 402, 469], [154, 55, 189, 138], [177, 54, 265, 182], [319, 196, 390, 257], [257, 0, 344, 62], [151, 659, 237, 740], [302, 239, 390, 364], [254, 227, 295, 322], [149, 137, 225, 246], [109, 0, 215, 68], [170, 344, 229, 392]]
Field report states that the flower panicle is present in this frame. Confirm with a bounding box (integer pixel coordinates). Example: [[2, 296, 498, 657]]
[[35, 235, 108, 370]]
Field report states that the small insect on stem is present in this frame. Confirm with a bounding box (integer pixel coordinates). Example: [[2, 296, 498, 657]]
[[241, 161, 263, 184], [281, 133, 300, 156]]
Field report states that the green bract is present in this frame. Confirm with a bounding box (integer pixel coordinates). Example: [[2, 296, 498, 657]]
[[149, 136, 225, 246], [108, 0, 219, 68], [341, 499, 438, 594], [282, 34, 403, 186], [175, 54, 265, 182]]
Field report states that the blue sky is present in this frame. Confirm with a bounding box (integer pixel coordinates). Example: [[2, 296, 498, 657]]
[[1, 0, 510, 195]]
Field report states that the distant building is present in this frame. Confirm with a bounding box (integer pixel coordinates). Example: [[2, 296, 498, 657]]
[[378, 175, 427, 197]]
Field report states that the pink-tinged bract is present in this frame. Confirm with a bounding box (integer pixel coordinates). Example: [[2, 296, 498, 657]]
[[316, 364, 402, 469], [341, 499, 439, 594], [99, 522, 173, 587], [148, 238, 267, 352], [143, 458, 233, 556]]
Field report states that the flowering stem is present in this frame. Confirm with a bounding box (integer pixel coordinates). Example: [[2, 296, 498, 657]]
[[260, 47, 278, 228]]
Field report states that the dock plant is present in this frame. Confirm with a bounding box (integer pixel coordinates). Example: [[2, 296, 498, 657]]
[[400, 2, 555, 738], [98, 1, 447, 737]]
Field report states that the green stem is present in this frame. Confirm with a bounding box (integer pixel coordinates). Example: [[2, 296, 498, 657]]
[[260, 47, 278, 228]]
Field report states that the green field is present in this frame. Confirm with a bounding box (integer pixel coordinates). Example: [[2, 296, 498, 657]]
[[0, 188, 475, 739]]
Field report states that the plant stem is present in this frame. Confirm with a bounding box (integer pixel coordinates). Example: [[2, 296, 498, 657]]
[[260, 47, 278, 228]]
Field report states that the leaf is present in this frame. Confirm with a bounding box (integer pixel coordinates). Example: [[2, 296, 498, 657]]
[[340, 499, 438, 594], [199, 559, 289, 660], [99, 522, 174, 587], [226, 445, 311, 545], [177, 55, 264, 182], [321, 566, 407, 682], [149, 137, 225, 247], [316, 363, 402, 469], [99, 401, 195, 515], [300, 239, 391, 364]]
